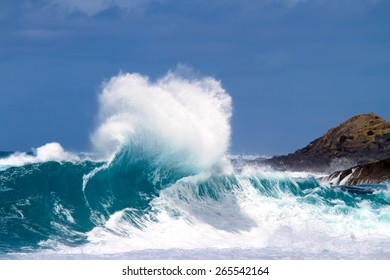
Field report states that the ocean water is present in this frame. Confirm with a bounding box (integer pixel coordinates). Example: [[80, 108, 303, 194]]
[[1, 70, 389, 259]]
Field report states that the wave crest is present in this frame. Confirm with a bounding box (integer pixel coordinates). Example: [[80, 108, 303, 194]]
[[91, 69, 232, 174], [0, 142, 79, 167]]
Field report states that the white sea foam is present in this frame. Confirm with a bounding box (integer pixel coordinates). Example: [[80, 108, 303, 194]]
[[91, 68, 232, 171], [0, 142, 79, 167], [44, 165, 390, 259]]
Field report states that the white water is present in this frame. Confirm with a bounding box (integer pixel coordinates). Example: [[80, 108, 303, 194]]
[[0, 142, 79, 168], [29, 165, 390, 260], [91, 68, 232, 173]]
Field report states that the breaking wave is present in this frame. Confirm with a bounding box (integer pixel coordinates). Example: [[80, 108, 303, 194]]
[[0, 69, 389, 259]]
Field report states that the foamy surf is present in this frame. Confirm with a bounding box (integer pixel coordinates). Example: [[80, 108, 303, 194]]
[[0, 142, 80, 168]]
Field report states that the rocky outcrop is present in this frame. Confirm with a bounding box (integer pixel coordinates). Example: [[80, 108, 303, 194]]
[[324, 158, 390, 186], [263, 113, 390, 172]]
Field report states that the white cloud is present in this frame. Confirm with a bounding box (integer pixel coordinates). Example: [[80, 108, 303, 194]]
[[44, 0, 158, 16]]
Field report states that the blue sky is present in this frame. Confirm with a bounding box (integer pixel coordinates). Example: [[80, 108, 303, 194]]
[[1, 0, 389, 155]]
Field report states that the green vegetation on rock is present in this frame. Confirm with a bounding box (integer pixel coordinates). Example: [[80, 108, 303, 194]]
[[265, 113, 390, 172]]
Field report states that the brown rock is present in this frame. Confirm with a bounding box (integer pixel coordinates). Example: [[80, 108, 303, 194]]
[[263, 113, 390, 172]]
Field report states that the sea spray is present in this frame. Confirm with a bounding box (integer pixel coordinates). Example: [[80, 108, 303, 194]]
[[82, 68, 233, 225], [91, 69, 232, 172], [0, 142, 79, 167]]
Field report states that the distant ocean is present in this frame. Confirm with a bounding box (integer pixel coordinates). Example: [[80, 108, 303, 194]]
[[1, 71, 389, 259]]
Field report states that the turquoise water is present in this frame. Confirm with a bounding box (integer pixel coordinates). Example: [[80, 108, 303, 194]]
[[0, 150, 389, 259]]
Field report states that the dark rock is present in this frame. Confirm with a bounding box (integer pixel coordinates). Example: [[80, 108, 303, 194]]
[[260, 113, 390, 172], [339, 135, 348, 143], [323, 158, 390, 186]]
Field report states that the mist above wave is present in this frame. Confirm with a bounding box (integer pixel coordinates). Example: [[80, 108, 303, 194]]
[[91, 67, 232, 172], [1, 67, 232, 175]]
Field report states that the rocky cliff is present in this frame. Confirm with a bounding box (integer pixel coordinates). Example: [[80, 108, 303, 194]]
[[324, 158, 390, 186], [264, 113, 390, 172]]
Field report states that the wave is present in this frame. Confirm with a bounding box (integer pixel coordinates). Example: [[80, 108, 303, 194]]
[[1, 161, 389, 258], [1, 69, 389, 259], [0, 142, 79, 168], [91, 68, 231, 170]]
